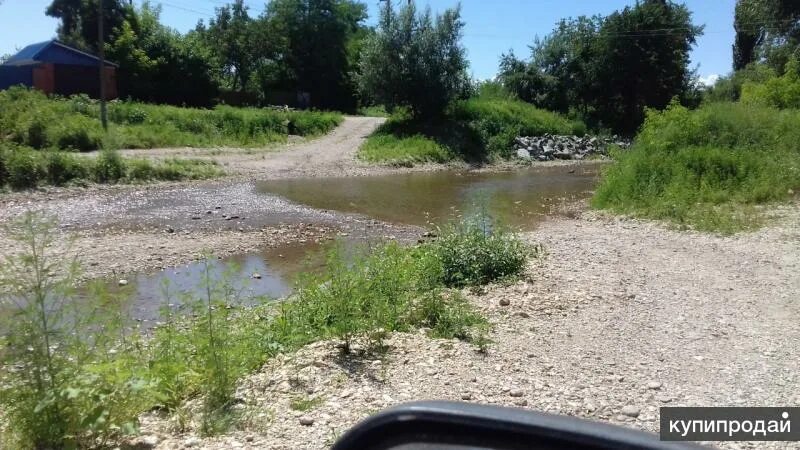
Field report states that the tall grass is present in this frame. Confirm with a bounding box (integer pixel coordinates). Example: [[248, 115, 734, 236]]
[[0, 87, 343, 152], [1, 212, 529, 446], [358, 98, 586, 164], [593, 101, 800, 233], [0, 143, 223, 190]]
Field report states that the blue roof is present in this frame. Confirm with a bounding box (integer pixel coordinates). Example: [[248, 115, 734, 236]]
[[3, 40, 117, 67]]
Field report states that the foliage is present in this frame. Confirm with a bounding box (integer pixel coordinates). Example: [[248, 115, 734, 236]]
[[0, 142, 223, 190], [431, 214, 528, 287], [359, 98, 585, 164], [733, 0, 800, 72], [498, 1, 702, 134], [1, 213, 514, 445], [258, 0, 369, 110], [0, 212, 150, 448], [357, 0, 470, 119], [0, 87, 342, 152], [593, 101, 800, 233], [740, 57, 800, 108]]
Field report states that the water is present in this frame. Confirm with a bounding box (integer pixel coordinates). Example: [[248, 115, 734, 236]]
[[108, 166, 600, 320], [256, 165, 600, 230]]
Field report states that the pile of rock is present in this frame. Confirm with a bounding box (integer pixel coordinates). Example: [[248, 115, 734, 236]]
[[514, 134, 631, 161]]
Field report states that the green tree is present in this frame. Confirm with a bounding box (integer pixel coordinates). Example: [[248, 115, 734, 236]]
[[261, 0, 369, 110], [357, 0, 469, 119], [500, 0, 701, 134], [733, 0, 800, 71], [46, 0, 131, 52], [202, 0, 258, 92]]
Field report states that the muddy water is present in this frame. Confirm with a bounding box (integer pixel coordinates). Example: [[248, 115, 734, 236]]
[[256, 165, 600, 230], [114, 165, 600, 320]]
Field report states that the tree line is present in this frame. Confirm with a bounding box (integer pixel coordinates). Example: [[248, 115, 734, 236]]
[[45, 0, 370, 110], [40, 0, 798, 133]]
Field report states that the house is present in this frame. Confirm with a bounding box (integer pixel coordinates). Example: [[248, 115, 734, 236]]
[[0, 40, 118, 99]]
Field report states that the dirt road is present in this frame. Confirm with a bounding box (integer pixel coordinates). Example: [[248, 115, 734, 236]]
[[112, 116, 388, 178]]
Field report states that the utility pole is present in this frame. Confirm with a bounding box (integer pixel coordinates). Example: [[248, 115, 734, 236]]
[[98, 0, 108, 130]]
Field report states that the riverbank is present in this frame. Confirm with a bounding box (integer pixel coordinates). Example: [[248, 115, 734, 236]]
[[130, 201, 800, 450]]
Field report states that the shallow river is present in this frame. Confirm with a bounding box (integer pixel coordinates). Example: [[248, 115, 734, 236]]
[[107, 165, 601, 323]]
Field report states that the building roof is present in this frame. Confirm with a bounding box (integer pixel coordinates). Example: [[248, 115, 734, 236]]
[[3, 40, 118, 68]]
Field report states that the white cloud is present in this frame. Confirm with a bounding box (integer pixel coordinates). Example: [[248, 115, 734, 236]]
[[698, 74, 720, 87]]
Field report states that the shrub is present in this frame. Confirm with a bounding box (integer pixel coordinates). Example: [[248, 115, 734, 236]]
[[44, 151, 92, 185], [0, 213, 148, 448], [431, 215, 528, 287], [4, 147, 45, 189], [593, 101, 800, 233], [94, 149, 126, 183]]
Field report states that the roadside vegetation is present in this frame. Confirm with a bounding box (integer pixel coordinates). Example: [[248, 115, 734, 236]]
[[0, 211, 528, 447], [0, 142, 223, 190], [593, 101, 800, 233], [0, 87, 342, 152]]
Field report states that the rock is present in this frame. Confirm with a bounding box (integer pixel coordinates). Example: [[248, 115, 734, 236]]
[[118, 279, 128, 286], [553, 151, 573, 160], [646, 381, 663, 390], [516, 148, 531, 159], [509, 388, 524, 398], [184, 436, 201, 447], [499, 298, 511, 306], [620, 405, 641, 418], [139, 435, 160, 447], [513, 398, 528, 407], [461, 392, 472, 400], [252, 273, 262, 279], [299, 416, 315, 426]]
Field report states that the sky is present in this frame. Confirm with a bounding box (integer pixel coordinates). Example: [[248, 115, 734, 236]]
[[0, 0, 736, 83]]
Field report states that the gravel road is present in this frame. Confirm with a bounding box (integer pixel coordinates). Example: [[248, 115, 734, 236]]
[[131, 204, 800, 450]]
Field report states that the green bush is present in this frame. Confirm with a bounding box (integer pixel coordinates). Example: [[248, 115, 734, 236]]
[[431, 216, 528, 287], [593, 101, 800, 233], [44, 151, 92, 185], [94, 149, 126, 183], [740, 58, 800, 109], [50, 116, 104, 151], [4, 147, 45, 189]]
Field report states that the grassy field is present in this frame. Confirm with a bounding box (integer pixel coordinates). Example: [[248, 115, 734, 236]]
[[358, 98, 585, 165], [0, 87, 343, 152], [592, 101, 800, 233]]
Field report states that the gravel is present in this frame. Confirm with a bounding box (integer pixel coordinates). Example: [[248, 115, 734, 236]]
[[132, 204, 800, 450]]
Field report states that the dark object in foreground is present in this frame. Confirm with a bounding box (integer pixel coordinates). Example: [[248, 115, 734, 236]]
[[332, 401, 708, 450]]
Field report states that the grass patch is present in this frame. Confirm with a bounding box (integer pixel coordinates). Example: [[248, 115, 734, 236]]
[[0, 142, 223, 190], [1, 212, 528, 447], [290, 396, 325, 412], [358, 98, 585, 164], [592, 101, 800, 233], [0, 87, 343, 152]]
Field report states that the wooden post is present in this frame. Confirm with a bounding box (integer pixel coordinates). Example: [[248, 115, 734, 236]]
[[98, 0, 108, 130]]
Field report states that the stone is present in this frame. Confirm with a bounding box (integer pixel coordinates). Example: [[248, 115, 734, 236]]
[[620, 405, 641, 418], [461, 392, 472, 400], [299, 416, 315, 426], [509, 388, 524, 398], [252, 272, 262, 279], [118, 279, 128, 286], [139, 435, 160, 447], [516, 148, 531, 159], [646, 381, 663, 390], [499, 298, 511, 306], [513, 398, 528, 407], [184, 437, 201, 447]]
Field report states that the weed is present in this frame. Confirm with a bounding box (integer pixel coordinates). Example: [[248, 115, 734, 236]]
[[289, 396, 324, 412]]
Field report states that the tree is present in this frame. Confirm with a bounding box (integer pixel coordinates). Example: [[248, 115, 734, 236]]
[[106, 3, 218, 106], [46, 0, 131, 52], [202, 0, 258, 92], [500, 0, 701, 134], [357, 0, 469, 119], [261, 0, 369, 110], [733, 0, 800, 71]]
